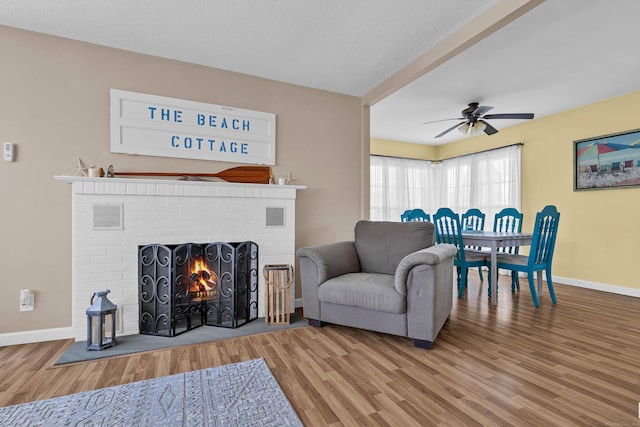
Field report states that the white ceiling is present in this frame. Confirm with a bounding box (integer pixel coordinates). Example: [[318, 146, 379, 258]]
[[2, 0, 639, 146], [372, 0, 640, 145]]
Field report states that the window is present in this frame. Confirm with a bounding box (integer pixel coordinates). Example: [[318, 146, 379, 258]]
[[370, 145, 521, 224], [370, 156, 435, 221]]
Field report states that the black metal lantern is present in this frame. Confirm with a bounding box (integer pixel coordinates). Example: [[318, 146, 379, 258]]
[[86, 289, 117, 351]]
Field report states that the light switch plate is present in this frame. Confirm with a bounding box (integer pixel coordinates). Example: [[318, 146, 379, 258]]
[[4, 142, 14, 162]]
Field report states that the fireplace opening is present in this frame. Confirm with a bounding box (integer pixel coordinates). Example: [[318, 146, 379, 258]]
[[138, 241, 258, 337]]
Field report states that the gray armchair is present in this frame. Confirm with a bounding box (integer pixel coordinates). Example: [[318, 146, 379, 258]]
[[297, 220, 456, 349]]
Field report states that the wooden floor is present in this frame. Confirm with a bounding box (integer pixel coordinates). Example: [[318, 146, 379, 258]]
[[2, 273, 640, 426]]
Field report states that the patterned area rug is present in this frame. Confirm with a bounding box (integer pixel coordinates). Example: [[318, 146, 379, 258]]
[[0, 358, 302, 426]]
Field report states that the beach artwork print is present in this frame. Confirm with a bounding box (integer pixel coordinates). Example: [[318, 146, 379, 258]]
[[574, 128, 640, 190]]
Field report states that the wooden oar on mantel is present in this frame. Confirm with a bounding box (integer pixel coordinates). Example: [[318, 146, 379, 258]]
[[114, 166, 273, 184]]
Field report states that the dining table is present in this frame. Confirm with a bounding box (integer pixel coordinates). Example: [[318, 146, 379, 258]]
[[461, 230, 533, 305]]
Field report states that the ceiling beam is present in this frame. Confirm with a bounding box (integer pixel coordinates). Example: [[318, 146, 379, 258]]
[[361, 0, 545, 107]]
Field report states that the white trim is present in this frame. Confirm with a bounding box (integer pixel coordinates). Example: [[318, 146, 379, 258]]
[[0, 327, 74, 347], [554, 276, 640, 298], [500, 271, 640, 299]]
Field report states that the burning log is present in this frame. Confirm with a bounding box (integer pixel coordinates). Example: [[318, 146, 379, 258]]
[[190, 270, 218, 294]]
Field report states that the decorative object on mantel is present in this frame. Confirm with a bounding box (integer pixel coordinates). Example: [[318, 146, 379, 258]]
[[114, 165, 272, 184], [284, 170, 297, 185], [72, 158, 89, 177], [87, 166, 104, 177], [71, 158, 107, 177]]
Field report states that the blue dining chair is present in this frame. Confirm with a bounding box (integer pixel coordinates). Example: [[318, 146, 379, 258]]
[[433, 208, 486, 299], [461, 208, 486, 281], [401, 209, 431, 222], [494, 207, 524, 293], [493, 205, 560, 307]]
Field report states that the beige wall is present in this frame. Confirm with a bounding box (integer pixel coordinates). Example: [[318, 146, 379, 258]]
[[0, 26, 364, 334], [373, 90, 640, 291]]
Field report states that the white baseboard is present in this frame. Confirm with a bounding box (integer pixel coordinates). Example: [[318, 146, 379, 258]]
[[0, 327, 74, 347], [295, 297, 303, 309], [492, 269, 640, 299], [553, 276, 640, 298]]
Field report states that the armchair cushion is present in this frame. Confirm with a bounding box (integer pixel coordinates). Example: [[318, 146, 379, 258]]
[[319, 273, 404, 313], [354, 220, 435, 275]]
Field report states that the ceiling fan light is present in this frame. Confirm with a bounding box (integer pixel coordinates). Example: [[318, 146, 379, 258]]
[[458, 121, 486, 136]]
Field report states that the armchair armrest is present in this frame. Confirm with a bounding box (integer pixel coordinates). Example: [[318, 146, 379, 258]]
[[400, 244, 456, 343], [394, 244, 457, 295], [297, 241, 361, 284], [297, 241, 361, 320]]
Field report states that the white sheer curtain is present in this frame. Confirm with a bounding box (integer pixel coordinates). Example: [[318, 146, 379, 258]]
[[371, 145, 521, 225], [370, 156, 437, 221]]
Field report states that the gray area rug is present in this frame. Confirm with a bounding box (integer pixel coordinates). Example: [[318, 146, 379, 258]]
[[56, 315, 307, 365], [0, 358, 302, 426]]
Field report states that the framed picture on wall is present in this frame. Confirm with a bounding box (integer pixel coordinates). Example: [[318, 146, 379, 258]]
[[573, 128, 640, 191]]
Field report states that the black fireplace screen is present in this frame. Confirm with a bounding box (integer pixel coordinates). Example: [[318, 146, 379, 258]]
[[138, 241, 258, 337]]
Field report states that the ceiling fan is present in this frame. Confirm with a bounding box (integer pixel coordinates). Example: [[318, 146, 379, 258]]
[[425, 102, 534, 138]]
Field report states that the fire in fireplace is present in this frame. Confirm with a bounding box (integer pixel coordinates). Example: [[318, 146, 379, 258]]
[[138, 241, 258, 337]]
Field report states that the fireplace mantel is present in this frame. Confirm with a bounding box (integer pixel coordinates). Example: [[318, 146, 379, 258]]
[[54, 175, 306, 194], [55, 175, 304, 341]]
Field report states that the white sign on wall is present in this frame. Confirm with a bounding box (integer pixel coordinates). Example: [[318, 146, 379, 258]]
[[110, 89, 276, 165]]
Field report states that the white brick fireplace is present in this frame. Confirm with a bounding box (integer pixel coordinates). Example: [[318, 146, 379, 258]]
[[55, 176, 304, 341]]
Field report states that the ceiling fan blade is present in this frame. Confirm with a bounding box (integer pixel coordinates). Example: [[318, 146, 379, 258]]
[[435, 121, 464, 138], [473, 105, 493, 116], [480, 120, 499, 135], [423, 117, 464, 125], [482, 113, 534, 120]]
